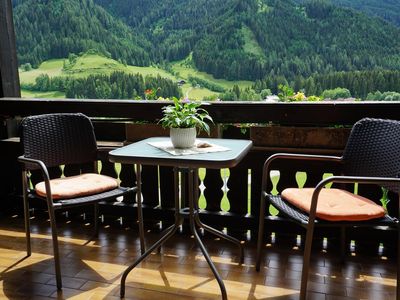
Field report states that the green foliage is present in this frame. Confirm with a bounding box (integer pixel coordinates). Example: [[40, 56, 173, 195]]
[[68, 53, 78, 65], [159, 99, 213, 134], [13, 0, 400, 102], [21, 70, 181, 100], [240, 88, 262, 101], [257, 69, 400, 99], [188, 75, 226, 93], [380, 187, 390, 214], [13, 0, 400, 83], [191, 0, 400, 81], [307, 95, 321, 101], [202, 94, 219, 101], [366, 91, 400, 101], [144, 88, 158, 100], [260, 89, 272, 98], [277, 84, 321, 102], [321, 87, 351, 100], [277, 84, 295, 101], [20, 63, 32, 71], [13, 0, 151, 67], [219, 85, 264, 101]]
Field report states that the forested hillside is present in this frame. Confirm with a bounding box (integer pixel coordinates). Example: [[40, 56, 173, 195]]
[[95, 0, 400, 82], [13, 0, 151, 67], [193, 0, 400, 81], [95, 0, 234, 62], [13, 0, 400, 94]]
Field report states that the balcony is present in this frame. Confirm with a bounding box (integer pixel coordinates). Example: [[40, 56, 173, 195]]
[[0, 98, 399, 299], [1, 2, 399, 296]]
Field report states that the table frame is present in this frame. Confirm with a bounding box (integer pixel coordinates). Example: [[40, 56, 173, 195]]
[[109, 138, 252, 299]]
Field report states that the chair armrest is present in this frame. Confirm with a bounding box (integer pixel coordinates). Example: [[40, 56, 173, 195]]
[[261, 153, 343, 194], [307, 175, 400, 223], [18, 156, 52, 202]]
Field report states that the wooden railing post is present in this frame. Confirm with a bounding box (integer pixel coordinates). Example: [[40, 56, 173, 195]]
[[0, 0, 20, 98]]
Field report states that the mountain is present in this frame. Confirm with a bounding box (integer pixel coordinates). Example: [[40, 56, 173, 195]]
[[95, 0, 400, 81], [13, 0, 400, 82], [13, 0, 151, 67], [195, 0, 400, 80]]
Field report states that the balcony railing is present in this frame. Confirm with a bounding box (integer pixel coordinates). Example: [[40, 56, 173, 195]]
[[1, 98, 399, 257]]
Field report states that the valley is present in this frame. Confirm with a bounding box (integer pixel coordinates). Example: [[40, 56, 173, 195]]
[[19, 52, 253, 100]]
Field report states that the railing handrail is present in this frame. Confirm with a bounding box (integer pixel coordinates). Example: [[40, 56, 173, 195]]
[[2, 97, 400, 125]]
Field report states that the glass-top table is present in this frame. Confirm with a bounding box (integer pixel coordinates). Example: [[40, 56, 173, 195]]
[[109, 137, 252, 299]]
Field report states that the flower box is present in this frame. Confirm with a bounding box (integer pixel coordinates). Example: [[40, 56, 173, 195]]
[[250, 125, 351, 149]]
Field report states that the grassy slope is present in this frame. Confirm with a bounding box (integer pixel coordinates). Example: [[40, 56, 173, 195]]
[[19, 59, 64, 84], [171, 59, 253, 90], [241, 25, 265, 58], [21, 90, 66, 98], [19, 53, 253, 100]]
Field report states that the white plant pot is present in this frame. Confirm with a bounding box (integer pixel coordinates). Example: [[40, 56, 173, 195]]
[[170, 127, 196, 148]]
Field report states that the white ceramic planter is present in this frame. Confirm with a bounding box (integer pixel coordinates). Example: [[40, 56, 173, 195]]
[[170, 127, 196, 148]]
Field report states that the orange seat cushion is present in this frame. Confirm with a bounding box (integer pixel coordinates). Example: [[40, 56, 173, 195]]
[[281, 188, 385, 221], [35, 173, 118, 199]]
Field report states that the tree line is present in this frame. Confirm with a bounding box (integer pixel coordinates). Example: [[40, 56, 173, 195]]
[[21, 71, 182, 100], [254, 70, 400, 99]]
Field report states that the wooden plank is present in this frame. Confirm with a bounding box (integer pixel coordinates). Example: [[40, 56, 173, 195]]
[[0, 1, 20, 97]]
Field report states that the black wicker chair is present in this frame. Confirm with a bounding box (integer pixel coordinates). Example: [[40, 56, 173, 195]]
[[256, 118, 400, 299], [18, 113, 138, 290]]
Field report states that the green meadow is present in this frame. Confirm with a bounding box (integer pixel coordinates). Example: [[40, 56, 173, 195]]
[[19, 53, 253, 100], [170, 58, 253, 91], [21, 89, 65, 98]]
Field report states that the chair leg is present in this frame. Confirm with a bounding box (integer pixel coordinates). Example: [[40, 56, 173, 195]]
[[397, 223, 400, 300], [22, 171, 31, 257], [256, 195, 266, 271], [300, 222, 316, 300], [94, 203, 99, 238], [48, 206, 62, 290]]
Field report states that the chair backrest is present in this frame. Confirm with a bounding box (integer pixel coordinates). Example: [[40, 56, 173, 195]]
[[342, 118, 400, 193], [21, 113, 97, 168]]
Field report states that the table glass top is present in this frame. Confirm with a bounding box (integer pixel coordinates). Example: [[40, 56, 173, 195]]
[[109, 137, 252, 169]]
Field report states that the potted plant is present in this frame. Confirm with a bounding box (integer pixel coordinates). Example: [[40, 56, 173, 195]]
[[159, 98, 213, 148]]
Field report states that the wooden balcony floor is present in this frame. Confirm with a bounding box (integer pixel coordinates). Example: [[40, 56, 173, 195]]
[[0, 212, 396, 300]]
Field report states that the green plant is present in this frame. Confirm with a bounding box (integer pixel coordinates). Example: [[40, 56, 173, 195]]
[[277, 84, 295, 101], [306, 95, 322, 101], [159, 98, 213, 134], [278, 84, 322, 102], [291, 91, 307, 101], [144, 88, 160, 100], [380, 187, 390, 214]]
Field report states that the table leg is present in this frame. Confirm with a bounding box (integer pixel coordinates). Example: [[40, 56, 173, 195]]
[[193, 170, 244, 264], [194, 215, 244, 264], [136, 164, 145, 255], [188, 169, 227, 300], [120, 221, 182, 297], [120, 166, 184, 298]]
